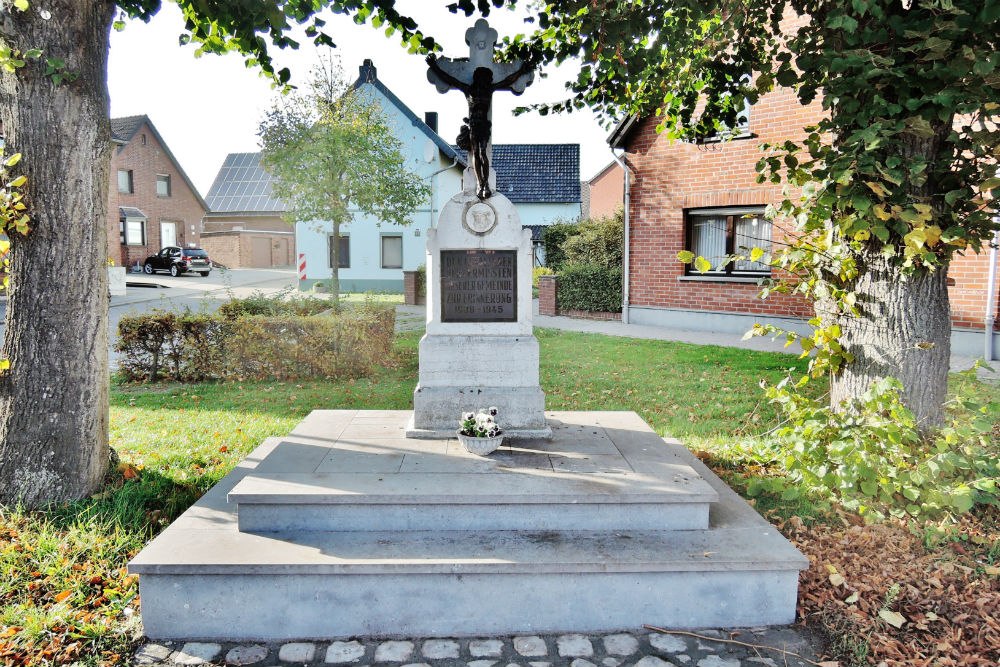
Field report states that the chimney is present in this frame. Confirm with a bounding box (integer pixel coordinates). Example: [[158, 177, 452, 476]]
[[424, 112, 439, 133], [359, 59, 376, 82]]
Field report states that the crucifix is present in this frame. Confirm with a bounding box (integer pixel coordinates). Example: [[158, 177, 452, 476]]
[[426, 19, 535, 200]]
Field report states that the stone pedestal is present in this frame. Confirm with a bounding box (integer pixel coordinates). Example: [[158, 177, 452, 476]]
[[407, 188, 550, 439]]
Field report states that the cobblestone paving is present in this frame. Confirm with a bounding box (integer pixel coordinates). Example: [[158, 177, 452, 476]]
[[133, 627, 822, 667]]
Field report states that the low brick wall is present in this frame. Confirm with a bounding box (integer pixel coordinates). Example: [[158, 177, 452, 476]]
[[538, 274, 621, 321], [556, 309, 622, 321], [403, 270, 425, 305]]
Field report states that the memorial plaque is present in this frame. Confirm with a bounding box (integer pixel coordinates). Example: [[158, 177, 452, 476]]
[[440, 249, 517, 322]]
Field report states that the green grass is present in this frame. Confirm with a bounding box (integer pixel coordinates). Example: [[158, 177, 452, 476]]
[[0, 328, 996, 665]]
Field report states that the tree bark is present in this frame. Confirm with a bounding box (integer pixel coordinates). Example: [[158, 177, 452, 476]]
[[829, 248, 952, 430], [0, 1, 115, 506]]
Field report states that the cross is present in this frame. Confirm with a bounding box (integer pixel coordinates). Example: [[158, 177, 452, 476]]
[[426, 18, 535, 199]]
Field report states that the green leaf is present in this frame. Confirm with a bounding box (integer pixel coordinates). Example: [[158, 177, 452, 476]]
[[4, 153, 21, 167], [13, 0, 28, 10], [750, 247, 764, 262], [981, 177, 1000, 191], [694, 256, 712, 274], [677, 250, 694, 263]]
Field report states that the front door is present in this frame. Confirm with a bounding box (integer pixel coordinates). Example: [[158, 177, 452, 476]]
[[160, 221, 177, 249]]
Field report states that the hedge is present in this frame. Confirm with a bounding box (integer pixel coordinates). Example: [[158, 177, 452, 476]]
[[555, 263, 623, 313], [116, 305, 395, 383]]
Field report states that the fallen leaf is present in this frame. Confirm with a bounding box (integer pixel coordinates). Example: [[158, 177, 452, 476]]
[[984, 565, 1000, 576], [830, 572, 846, 586], [845, 591, 860, 604], [54, 590, 72, 603], [879, 609, 906, 628]]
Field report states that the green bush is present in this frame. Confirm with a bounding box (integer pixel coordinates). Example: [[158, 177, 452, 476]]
[[217, 288, 337, 319], [416, 264, 426, 297], [223, 306, 395, 380], [115, 303, 394, 383], [556, 263, 623, 313], [541, 221, 579, 271], [748, 375, 1000, 519], [563, 208, 624, 269], [532, 266, 554, 289]]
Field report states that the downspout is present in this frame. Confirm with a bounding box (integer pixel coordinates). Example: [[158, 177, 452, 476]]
[[610, 149, 633, 324], [986, 225, 1000, 361]]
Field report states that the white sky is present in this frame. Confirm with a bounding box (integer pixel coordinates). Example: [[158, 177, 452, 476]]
[[107, 3, 617, 197]]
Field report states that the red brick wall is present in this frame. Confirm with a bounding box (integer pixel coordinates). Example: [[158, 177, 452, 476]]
[[200, 231, 295, 269], [538, 275, 557, 316], [623, 80, 820, 321], [950, 241, 1000, 331], [623, 12, 998, 331], [107, 121, 207, 270], [588, 162, 624, 219]]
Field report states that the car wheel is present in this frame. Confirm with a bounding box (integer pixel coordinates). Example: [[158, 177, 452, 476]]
[[143, 263, 154, 274], [169, 264, 180, 277], [199, 271, 210, 277]]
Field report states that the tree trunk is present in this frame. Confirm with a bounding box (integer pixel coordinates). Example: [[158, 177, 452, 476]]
[[0, 1, 115, 506], [331, 219, 341, 302], [829, 248, 952, 430]]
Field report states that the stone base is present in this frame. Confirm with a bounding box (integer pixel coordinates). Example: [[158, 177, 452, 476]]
[[129, 410, 809, 640], [411, 385, 550, 437]]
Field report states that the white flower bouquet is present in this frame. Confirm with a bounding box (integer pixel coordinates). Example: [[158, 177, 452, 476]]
[[459, 407, 502, 438], [457, 407, 503, 455]]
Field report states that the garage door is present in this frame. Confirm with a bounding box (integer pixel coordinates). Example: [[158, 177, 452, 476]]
[[251, 237, 271, 268]]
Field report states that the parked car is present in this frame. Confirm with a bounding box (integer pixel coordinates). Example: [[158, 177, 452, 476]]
[[143, 246, 213, 277]]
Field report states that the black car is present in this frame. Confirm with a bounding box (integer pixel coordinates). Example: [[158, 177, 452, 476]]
[[143, 246, 213, 277]]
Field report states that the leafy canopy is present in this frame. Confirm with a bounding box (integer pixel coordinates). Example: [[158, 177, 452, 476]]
[[257, 57, 428, 230]]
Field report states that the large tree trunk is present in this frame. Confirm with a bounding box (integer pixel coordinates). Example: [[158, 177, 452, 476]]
[[830, 248, 952, 430], [0, 1, 115, 506]]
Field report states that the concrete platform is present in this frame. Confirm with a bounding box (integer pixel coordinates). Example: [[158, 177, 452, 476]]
[[129, 410, 808, 641]]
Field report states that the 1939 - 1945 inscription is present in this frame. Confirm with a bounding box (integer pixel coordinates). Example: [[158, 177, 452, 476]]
[[441, 249, 516, 322]]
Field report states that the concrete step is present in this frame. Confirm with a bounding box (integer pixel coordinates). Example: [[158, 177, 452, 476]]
[[129, 526, 806, 640], [129, 411, 808, 641], [228, 468, 715, 532]]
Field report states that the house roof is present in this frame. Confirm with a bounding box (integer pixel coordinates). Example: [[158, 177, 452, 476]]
[[204, 152, 285, 214], [455, 144, 581, 204], [607, 115, 640, 150], [353, 59, 466, 168], [110, 115, 209, 212], [119, 206, 146, 220], [207, 143, 581, 214]]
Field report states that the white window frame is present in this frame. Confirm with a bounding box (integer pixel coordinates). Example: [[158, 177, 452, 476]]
[[124, 217, 146, 246], [380, 234, 403, 269]]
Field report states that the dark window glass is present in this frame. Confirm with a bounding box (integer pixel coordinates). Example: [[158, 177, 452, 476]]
[[118, 169, 133, 194], [685, 208, 771, 276], [183, 249, 209, 259], [329, 235, 350, 268]]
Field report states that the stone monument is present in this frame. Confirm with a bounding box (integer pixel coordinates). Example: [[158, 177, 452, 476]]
[[406, 19, 550, 439]]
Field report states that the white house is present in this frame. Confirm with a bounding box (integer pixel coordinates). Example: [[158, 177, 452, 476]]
[[206, 60, 582, 292]]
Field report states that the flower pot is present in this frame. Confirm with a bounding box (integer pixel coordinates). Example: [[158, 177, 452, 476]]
[[457, 431, 504, 456]]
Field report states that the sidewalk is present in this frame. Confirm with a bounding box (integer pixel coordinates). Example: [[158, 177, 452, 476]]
[[396, 302, 999, 383]]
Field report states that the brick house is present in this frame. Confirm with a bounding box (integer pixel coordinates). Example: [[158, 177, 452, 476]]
[[200, 152, 296, 269], [606, 84, 1000, 359], [585, 160, 624, 220], [109, 115, 208, 269]]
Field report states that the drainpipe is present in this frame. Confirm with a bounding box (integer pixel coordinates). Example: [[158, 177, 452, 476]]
[[610, 149, 633, 324], [428, 156, 460, 228], [986, 225, 1000, 361]]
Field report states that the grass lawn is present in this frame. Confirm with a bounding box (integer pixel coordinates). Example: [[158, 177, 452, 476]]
[[0, 328, 996, 666]]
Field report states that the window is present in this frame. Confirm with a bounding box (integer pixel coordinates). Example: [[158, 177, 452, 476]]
[[156, 174, 171, 197], [140, 134, 146, 146], [698, 75, 752, 143], [117, 169, 133, 194], [381, 235, 403, 269], [329, 234, 350, 269], [685, 207, 771, 276], [124, 217, 146, 246]]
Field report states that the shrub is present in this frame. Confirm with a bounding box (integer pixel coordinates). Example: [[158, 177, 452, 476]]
[[116, 302, 395, 383], [416, 264, 426, 297], [749, 375, 1000, 519], [556, 263, 623, 313], [223, 306, 395, 380], [532, 266, 554, 289], [541, 220, 579, 271], [562, 208, 624, 269], [217, 288, 337, 319]]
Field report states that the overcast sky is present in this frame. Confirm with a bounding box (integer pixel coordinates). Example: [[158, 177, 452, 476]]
[[107, 3, 617, 197]]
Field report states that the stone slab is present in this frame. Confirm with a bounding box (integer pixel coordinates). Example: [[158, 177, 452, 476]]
[[129, 410, 808, 641]]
